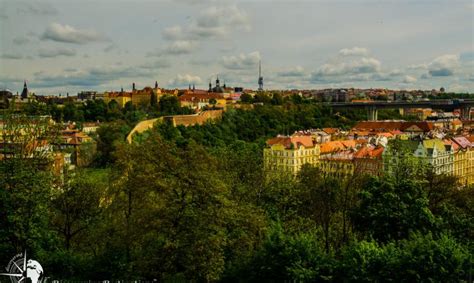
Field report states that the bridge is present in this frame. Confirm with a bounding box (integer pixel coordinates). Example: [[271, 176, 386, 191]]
[[325, 100, 474, 121]]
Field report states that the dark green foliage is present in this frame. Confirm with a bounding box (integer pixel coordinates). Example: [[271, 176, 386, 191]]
[[95, 120, 131, 166], [352, 177, 435, 242], [150, 92, 157, 107], [240, 92, 253, 103], [340, 233, 471, 282], [237, 223, 335, 282], [2, 103, 473, 281], [158, 94, 181, 115]]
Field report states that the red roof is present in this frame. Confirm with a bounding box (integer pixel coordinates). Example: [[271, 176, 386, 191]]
[[354, 146, 384, 159], [353, 121, 434, 132], [179, 92, 224, 102], [267, 135, 315, 149], [322, 128, 339, 135]]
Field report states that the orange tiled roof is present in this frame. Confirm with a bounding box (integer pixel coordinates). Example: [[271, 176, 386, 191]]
[[267, 135, 315, 149], [353, 121, 434, 132], [322, 128, 338, 135], [179, 92, 224, 102], [354, 146, 384, 159], [320, 140, 357, 154], [443, 139, 459, 151]]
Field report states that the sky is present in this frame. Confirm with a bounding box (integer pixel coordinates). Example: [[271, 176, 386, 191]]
[[0, 0, 473, 95]]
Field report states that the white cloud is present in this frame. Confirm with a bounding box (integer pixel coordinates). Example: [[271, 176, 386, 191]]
[[168, 74, 202, 86], [38, 47, 76, 58], [140, 59, 171, 69], [427, 54, 460, 77], [161, 5, 250, 41], [32, 65, 155, 88], [0, 53, 24, 60], [402, 75, 417, 83], [339, 47, 369, 56], [315, 57, 381, 77], [41, 23, 105, 44], [148, 40, 197, 56], [221, 51, 260, 70], [16, 2, 58, 16], [309, 47, 383, 83], [162, 25, 184, 40], [13, 36, 30, 45], [278, 66, 306, 77]]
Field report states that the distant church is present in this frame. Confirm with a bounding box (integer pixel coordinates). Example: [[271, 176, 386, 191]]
[[21, 81, 29, 99], [208, 76, 226, 93]]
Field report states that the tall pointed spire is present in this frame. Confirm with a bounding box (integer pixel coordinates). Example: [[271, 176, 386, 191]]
[[21, 80, 28, 99]]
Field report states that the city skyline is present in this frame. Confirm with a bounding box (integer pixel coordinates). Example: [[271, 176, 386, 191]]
[[0, 0, 473, 94]]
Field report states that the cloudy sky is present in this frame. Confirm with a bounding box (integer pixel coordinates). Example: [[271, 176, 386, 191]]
[[0, 0, 473, 94]]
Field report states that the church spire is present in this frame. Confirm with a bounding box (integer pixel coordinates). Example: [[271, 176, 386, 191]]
[[21, 80, 28, 100]]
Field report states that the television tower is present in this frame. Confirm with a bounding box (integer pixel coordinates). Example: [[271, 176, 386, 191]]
[[258, 60, 263, 91]]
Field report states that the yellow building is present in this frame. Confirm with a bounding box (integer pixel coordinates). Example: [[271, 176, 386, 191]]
[[178, 91, 227, 110], [417, 139, 454, 175], [447, 137, 474, 186], [264, 135, 320, 175], [102, 83, 162, 108], [103, 92, 131, 107], [131, 86, 162, 106], [319, 150, 355, 179]]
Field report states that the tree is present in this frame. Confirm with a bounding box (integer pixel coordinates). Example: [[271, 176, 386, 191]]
[[159, 95, 180, 115], [95, 121, 131, 166], [0, 113, 57, 261], [271, 93, 284, 105], [352, 176, 435, 242], [340, 233, 471, 282], [254, 93, 271, 104], [108, 134, 265, 280], [51, 169, 104, 250], [298, 165, 342, 253], [238, 223, 334, 282], [150, 92, 157, 108], [209, 98, 217, 108], [240, 93, 254, 103]]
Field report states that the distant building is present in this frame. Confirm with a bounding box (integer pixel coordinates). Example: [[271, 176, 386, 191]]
[[353, 145, 385, 176], [20, 81, 29, 100], [102, 82, 162, 107], [319, 150, 355, 179], [445, 136, 474, 186], [264, 135, 320, 175], [78, 91, 97, 100], [383, 139, 454, 175]]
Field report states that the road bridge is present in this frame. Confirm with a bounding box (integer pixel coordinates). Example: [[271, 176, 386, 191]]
[[325, 100, 474, 121]]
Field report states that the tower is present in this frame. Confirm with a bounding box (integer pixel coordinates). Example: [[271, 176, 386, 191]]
[[155, 81, 158, 89], [258, 60, 263, 91], [208, 81, 212, 92], [216, 75, 220, 88], [132, 82, 136, 91], [21, 81, 28, 100]]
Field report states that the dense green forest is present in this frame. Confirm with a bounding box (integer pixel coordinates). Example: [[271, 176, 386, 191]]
[[1, 103, 472, 281]]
